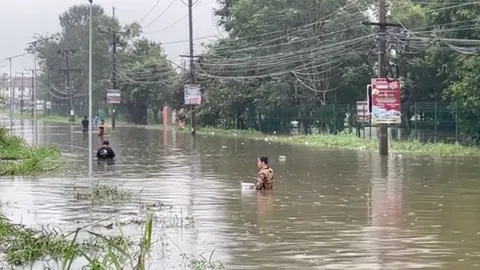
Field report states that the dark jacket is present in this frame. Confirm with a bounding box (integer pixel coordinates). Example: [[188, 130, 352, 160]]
[[96, 146, 115, 159], [81, 119, 89, 131]]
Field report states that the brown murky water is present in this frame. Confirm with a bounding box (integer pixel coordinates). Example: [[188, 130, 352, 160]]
[[2, 119, 480, 269]]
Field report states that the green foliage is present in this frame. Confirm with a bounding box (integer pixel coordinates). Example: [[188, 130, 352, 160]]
[[73, 182, 134, 205], [30, 1, 480, 138], [32, 4, 179, 124], [0, 128, 62, 175]]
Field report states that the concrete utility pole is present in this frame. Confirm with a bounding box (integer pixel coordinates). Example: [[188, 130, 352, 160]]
[[188, 0, 196, 136], [362, 0, 401, 156], [25, 68, 35, 117], [16, 71, 28, 115], [178, 0, 198, 136], [5, 54, 24, 134], [377, 0, 388, 156], [57, 49, 81, 122], [188, 0, 198, 136], [99, 6, 128, 130]]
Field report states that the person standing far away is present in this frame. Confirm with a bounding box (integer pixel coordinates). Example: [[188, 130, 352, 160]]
[[98, 119, 107, 137], [254, 156, 274, 190], [81, 116, 89, 133], [97, 140, 115, 160], [93, 115, 100, 129]]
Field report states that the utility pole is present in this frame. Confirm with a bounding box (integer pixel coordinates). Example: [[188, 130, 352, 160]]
[[377, 0, 388, 156], [99, 7, 126, 130], [112, 6, 118, 130], [188, 0, 197, 136], [57, 49, 81, 122], [177, 0, 198, 136], [362, 0, 401, 156], [5, 54, 24, 134], [16, 71, 28, 115], [25, 68, 35, 117]]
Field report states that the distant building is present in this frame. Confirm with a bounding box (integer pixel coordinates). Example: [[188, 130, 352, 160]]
[[0, 77, 39, 102]]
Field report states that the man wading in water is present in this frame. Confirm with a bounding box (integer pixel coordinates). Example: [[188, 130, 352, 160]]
[[255, 156, 274, 190], [98, 120, 107, 137], [81, 116, 89, 133]]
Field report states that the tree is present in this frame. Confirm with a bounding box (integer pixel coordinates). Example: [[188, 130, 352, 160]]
[[198, 0, 374, 133], [118, 39, 178, 124]]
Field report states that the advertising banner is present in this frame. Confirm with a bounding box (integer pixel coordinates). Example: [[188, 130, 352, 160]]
[[371, 78, 401, 125]]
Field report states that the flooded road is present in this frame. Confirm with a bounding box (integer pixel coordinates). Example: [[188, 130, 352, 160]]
[[2, 119, 480, 269]]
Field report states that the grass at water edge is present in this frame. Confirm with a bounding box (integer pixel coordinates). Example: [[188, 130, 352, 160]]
[[0, 128, 62, 176], [193, 126, 480, 157]]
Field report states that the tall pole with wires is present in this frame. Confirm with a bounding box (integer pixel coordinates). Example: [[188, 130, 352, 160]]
[[362, 0, 401, 156], [188, 0, 196, 136], [377, 0, 388, 156], [16, 71, 28, 115], [5, 54, 24, 134]]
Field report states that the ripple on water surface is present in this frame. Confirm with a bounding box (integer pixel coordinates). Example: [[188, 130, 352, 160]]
[[1, 122, 480, 269]]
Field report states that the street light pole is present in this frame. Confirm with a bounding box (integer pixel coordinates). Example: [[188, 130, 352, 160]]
[[88, 0, 93, 177], [5, 54, 24, 135]]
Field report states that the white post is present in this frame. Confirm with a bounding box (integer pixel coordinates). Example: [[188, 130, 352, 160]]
[[88, 0, 93, 177]]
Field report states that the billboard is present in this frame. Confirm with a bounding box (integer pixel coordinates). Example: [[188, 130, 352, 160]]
[[184, 84, 201, 105], [106, 89, 121, 104], [370, 78, 401, 125]]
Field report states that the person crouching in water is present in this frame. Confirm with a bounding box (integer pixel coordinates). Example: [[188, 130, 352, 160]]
[[97, 140, 115, 160], [255, 156, 274, 190]]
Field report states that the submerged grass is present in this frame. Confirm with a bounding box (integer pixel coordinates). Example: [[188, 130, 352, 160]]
[[0, 213, 130, 266], [195, 126, 480, 157], [0, 209, 223, 269], [0, 127, 62, 175], [73, 182, 134, 205]]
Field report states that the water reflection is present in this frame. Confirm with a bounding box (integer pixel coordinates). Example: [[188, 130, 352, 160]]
[[1, 120, 480, 269]]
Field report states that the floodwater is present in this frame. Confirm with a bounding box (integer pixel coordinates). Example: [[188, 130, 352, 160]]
[[2, 119, 480, 269]]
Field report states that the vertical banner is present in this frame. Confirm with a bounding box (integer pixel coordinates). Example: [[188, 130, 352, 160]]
[[356, 101, 370, 123], [371, 78, 401, 125]]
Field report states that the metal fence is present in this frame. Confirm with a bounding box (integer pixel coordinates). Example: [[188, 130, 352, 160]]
[[47, 101, 472, 144], [207, 102, 468, 144]]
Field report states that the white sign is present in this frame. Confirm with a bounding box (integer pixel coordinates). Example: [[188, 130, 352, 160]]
[[184, 84, 201, 105], [46, 101, 52, 109], [107, 89, 121, 104]]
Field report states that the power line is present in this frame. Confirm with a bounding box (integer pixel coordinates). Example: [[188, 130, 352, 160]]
[[142, 0, 177, 29], [137, 0, 162, 24]]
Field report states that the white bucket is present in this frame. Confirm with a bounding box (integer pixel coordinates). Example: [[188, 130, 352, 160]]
[[241, 182, 255, 190]]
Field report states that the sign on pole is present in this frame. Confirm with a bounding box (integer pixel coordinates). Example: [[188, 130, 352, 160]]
[[184, 84, 201, 105], [356, 101, 370, 123], [106, 89, 121, 104], [370, 78, 401, 125]]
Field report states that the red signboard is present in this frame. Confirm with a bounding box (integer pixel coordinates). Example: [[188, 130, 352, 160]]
[[370, 78, 401, 125]]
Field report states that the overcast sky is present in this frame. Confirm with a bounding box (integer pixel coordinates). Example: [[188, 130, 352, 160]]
[[0, 0, 223, 75]]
